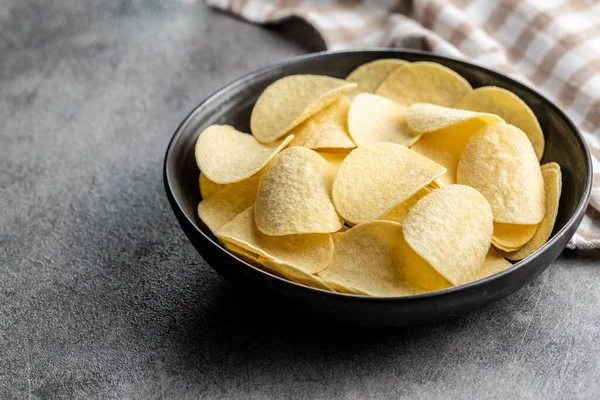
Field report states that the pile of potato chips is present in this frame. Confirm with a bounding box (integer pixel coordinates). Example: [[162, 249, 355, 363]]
[[194, 59, 562, 296]]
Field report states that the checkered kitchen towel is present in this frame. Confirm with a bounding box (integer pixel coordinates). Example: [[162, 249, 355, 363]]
[[207, 0, 600, 249]]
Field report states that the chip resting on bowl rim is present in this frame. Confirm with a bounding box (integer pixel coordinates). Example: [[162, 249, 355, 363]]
[[199, 172, 223, 200], [500, 162, 562, 260], [197, 176, 260, 234], [375, 62, 472, 107], [216, 206, 334, 275], [199, 172, 261, 200], [492, 222, 538, 252], [456, 86, 545, 161], [472, 247, 513, 281], [345, 58, 408, 98], [195, 125, 293, 184]]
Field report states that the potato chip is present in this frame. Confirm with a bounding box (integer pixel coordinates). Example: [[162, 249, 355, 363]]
[[376, 62, 472, 107], [379, 187, 432, 225], [492, 222, 538, 252], [318, 221, 450, 296], [457, 123, 545, 224], [199, 173, 223, 199], [318, 151, 348, 186], [250, 75, 356, 143], [347, 93, 418, 147], [222, 241, 261, 262], [332, 143, 446, 224], [403, 185, 494, 286], [397, 231, 453, 292], [217, 206, 334, 274], [254, 147, 342, 235], [456, 86, 545, 160], [345, 59, 408, 98], [406, 103, 503, 133], [259, 258, 333, 291], [429, 178, 442, 189], [222, 230, 334, 291], [471, 247, 512, 281], [195, 125, 293, 184], [409, 118, 489, 185], [221, 242, 333, 290], [197, 176, 259, 234], [288, 97, 355, 150], [542, 162, 560, 172], [199, 173, 260, 201], [500, 163, 562, 260]]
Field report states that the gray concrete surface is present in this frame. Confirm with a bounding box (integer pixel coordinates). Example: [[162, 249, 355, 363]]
[[1, 1, 600, 399]]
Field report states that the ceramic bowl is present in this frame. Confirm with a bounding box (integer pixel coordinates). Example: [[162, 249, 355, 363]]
[[164, 50, 592, 326]]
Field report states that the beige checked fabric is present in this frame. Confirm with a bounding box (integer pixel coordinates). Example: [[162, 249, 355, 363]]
[[207, 0, 600, 249]]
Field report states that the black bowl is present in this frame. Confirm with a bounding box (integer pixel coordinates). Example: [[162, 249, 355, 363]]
[[164, 50, 592, 326]]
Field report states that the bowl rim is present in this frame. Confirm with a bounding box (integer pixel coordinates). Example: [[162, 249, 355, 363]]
[[164, 48, 593, 302]]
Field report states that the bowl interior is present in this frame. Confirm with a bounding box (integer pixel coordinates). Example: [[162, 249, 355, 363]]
[[167, 50, 589, 266]]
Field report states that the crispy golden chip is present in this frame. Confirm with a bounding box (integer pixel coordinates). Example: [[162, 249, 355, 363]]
[[221, 242, 333, 291], [491, 243, 521, 253], [224, 241, 332, 290], [403, 185, 494, 286], [492, 222, 538, 252], [199, 173, 223, 199], [197, 177, 260, 234], [457, 123, 545, 224], [217, 206, 334, 274], [429, 178, 442, 189], [456, 86, 545, 160], [199, 173, 260, 201], [500, 163, 562, 260], [250, 75, 356, 143], [318, 221, 451, 296], [471, 247, 512, 281], [254, 147, 342, 235], [259, 258, 333, 291], [409, 118, 489, 185], [406, 103, 503, 133], [379, 187, 432, 225], [332, 143, 446, 224], [288, 97, 356, 150], [375, 62, 472, 107], [195, 125, 293, 184], [542, 162, 560, 172], [347, 93, 418, 146], [318, 151, 348, 185], [319, 151, 348, 170], [222, 241, 261, 261], [397, 231, 453, 292], [345, 59, 408, 98]]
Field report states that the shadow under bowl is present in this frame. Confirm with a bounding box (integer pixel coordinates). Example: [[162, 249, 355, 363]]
[[164, 49, 592, 326]]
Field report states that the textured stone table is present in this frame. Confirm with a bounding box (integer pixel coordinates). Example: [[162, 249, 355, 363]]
[[1, 1, 600, 399]]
